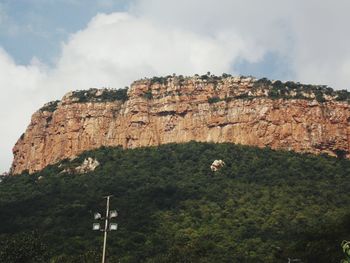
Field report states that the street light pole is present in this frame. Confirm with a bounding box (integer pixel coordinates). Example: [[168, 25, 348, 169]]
[[93, 195, 118, 263], [102, 195, 111, 263]]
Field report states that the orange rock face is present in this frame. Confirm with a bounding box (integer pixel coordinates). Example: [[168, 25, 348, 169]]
[[11, 76, 350, 174]]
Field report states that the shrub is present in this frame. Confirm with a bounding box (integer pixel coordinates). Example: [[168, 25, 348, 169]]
[[150, 76, 167, 84], [143, 90, 153, 100], [40, 100, 60, 113], [268, 88, 280, 98], [101, 87, 129, 102], [315, 91, 326, 103], [235, 93, 250, 99], [221, 73, 232, 78], [336, 90, 349, 101], [208, 96, 220, 103], [72, 88, 129, 103], [256, 77, 272, 86]]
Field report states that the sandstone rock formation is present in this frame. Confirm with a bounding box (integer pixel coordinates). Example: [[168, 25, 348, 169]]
[[11, 75, 350, 175]]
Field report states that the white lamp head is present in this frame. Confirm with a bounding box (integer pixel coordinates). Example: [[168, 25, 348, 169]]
[[109, 223, 118, 231], [94, 212, 102, 220], [109, 210, 118, 218], [92, 223, 101, 231]]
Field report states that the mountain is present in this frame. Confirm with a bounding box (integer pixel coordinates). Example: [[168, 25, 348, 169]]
[[2, 142, 350, 262], [11, 74, 349, 175]]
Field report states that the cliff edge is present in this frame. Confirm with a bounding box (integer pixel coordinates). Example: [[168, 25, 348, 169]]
[[11, 74, 350, 174]]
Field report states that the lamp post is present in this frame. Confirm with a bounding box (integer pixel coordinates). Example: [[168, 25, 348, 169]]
[[93, 195, 118, 263]]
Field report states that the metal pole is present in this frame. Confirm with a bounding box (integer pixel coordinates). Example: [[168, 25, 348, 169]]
[[102, 196, 111, 263]]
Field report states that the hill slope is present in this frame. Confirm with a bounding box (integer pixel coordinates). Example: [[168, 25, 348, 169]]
[[1, 142, 350, 262], [11, 75, 350, 175]]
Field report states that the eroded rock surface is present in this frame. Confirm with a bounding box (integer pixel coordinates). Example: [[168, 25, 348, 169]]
[[11, 75, 350, 174]]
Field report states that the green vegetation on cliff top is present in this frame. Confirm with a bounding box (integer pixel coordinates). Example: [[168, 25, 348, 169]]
[[0, 142, 349, 262], [39, 74, 350, 113], [71, 87, 129, 103]]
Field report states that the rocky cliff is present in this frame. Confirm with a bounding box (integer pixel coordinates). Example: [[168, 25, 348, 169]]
[[11, 74, 350, 175]]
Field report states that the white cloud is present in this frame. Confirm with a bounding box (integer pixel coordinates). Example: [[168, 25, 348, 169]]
[[40, 11, 257, 99], [0, 0, 350, 172], [133, 0, 350, 88], [0, 48, 47, 173], [0, 10, 256, 172], [286, 0, 350, 88]]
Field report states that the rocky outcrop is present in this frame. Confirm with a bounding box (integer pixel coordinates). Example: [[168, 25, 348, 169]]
[[59, 157, 100, 174], [211, 160, 225, 172], [74, 157, 100, 174], [11, 75, 350, 175]]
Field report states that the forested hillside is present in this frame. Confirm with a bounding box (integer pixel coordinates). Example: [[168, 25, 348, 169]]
[[1, 142, 349, 262]]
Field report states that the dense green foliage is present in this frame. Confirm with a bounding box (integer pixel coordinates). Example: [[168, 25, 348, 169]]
[[208, 96, 221, 104], [0, 142, 349, 262], [40, 100, 60, 113], [143, 90, 153, 100], [0, 231, 50, 263], [72, 87, 129, 103], [149, 74, 350, 103], [255, 77, 350, 102], [150, 76, 169, 85], [39, 88, 129, 114]]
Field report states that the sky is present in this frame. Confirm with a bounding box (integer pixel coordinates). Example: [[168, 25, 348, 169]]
[[0, 0, 349, 173]]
